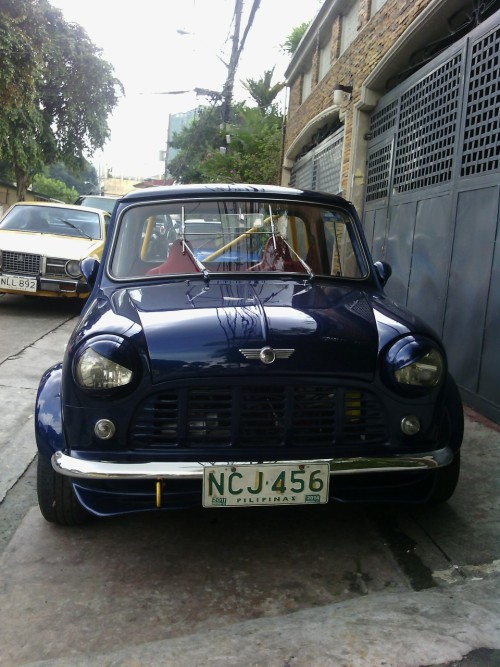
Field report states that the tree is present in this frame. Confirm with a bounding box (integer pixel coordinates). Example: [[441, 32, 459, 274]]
[[242, 69, 285, 113], [31, 174, 78, 203], [220, 0, 261, 124], [168, 102, 284, 185], [0, 0, 122, 200], [280, 21, 311, 55], [167, 106, 222, 183], [45, 162, 99, 195], [168, 62, 288, 186]]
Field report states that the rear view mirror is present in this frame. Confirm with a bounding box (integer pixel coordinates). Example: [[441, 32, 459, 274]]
[[374, 261, 392, 286], [81, 257, 100, 289]]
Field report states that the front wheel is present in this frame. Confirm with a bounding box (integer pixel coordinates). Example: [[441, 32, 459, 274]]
[[37, 455, 91, 525], [426, 375, 464, 504]]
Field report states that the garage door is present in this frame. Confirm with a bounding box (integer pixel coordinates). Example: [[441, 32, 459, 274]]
[[363, 11, 500, 422]]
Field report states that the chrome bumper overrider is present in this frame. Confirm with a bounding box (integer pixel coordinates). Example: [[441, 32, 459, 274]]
[[52, 448, 454, 480]]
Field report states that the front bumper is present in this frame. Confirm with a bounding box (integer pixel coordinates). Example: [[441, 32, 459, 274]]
[[39, 277, 88, 295], [0, 276, 88, 298], [52, 447, 454, 480]]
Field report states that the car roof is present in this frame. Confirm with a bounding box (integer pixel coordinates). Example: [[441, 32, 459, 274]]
[[76, 195, 119, 202], [120, 183, 350, 207]]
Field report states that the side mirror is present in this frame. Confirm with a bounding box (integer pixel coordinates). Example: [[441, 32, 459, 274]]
[[81, 257, 100, 289], [374, 261, 392, 287]]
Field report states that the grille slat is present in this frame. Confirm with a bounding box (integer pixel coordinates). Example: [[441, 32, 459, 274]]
[[45, 258, 66, 278], [130, 383, 387, 451], [2, 251, 41, 275]]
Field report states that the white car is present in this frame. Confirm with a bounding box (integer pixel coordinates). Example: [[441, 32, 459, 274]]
[[0, 201, 109, 298]]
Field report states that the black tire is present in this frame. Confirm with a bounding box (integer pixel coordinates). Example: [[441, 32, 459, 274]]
[[426, 375, 464, 504], [37, 455, 92, 525]]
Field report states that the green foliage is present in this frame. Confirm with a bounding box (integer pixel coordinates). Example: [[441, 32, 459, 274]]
[[46, 162, 99, 194], [167, 107, 222, 183], [0, 0, 122, 199], [280, 22, 310, 55], [168, 103, 284, 185], [31, 175, 79, 203], [0, 160, 15, 183], [168, 68, 287, 185], [241, 69, 285, 112]]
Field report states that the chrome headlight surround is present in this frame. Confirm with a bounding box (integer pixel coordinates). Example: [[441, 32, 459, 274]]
[[384, 336, 445, 395], [73, 335, 139, 395], [65, 259, 83, 278]]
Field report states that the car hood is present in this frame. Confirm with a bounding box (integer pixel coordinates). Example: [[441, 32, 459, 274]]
[[121, 279, 379, 383], [0, 230, 102, 258]]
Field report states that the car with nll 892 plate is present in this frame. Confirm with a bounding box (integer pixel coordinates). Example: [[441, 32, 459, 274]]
[[0, 201, 108, 299], [35, 184, 464, 525]]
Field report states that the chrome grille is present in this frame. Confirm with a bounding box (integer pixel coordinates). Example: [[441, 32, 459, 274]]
[[130, 383, 387, 451], [45, 258, 67, 278], [2, 251, 41, 275]]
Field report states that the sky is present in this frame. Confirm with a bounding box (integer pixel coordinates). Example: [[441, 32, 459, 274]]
[[51, 0, 322, 180]]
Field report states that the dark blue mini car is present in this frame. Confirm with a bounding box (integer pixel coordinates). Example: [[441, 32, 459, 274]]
[[35, 184, 464, 524]]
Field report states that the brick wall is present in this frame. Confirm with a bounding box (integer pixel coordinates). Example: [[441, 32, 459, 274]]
[[284, 0, 433, 195]]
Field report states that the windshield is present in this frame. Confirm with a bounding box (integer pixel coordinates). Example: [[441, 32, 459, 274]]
[[77, 196, 117, 214], [0, 205, 103, 239], [110, 199, 368, 279]]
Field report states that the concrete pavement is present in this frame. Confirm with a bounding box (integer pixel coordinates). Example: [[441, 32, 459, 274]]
[[18, 573, 500, 667], [0, 410, 499, 667], [0, 297, 499, 666], [0, 315, 77, 503]]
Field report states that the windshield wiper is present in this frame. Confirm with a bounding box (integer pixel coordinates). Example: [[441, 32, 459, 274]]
[[59, 219, 93, 240]]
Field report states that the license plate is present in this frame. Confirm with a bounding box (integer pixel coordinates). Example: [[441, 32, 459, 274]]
[[203, 462, 330, 507], [0, 274, 37, 292]]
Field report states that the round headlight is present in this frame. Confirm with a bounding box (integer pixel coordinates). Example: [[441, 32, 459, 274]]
[[394, 348, 443, 387], [76, 348, 133, 389], [73, 335, 139, 393], [65, 260, 82, 278], [385, 336, 445, 394]]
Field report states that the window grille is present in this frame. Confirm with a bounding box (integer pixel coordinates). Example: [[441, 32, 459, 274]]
[[369, 99, 398, 139], [289, 154, 314, 190], [290, 129, 344, 194], [393, 54, 462, 193], [313, 131, 344, 193], [365, 143, 392, 201], [461, 27, 500, 176]]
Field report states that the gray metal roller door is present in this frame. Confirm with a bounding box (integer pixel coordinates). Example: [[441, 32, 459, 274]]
[[363, 11, 500, 422]]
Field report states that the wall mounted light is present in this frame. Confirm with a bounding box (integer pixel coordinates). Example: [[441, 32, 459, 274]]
[[332, 84, 353, 107]]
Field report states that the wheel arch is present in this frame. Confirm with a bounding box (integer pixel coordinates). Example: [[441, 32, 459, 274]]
[[35, 363, 65, 459]]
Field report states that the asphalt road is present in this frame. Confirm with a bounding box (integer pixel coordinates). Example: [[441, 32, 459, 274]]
[[0, 292, 499, 667]]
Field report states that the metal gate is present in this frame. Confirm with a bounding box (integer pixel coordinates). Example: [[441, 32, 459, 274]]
[[290, 128, 344, 194], [363, 11, 500, 422]]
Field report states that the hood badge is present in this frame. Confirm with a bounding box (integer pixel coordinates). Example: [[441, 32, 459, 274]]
[[239, 347, 294, 365]]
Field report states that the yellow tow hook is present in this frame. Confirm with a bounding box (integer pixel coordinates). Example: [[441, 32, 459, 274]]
[[156, 480, 162, 508]]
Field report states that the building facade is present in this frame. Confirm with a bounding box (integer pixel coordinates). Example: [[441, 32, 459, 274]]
[[283, 0, 500, 422]]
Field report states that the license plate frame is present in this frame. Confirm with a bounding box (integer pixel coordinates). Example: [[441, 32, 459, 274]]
[[203, 462, 330, 508], [0, 274, 37, 293]]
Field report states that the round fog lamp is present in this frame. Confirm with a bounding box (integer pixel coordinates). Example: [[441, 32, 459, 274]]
[[401, 415, 421, 436], [94, 419, 116, 440]]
